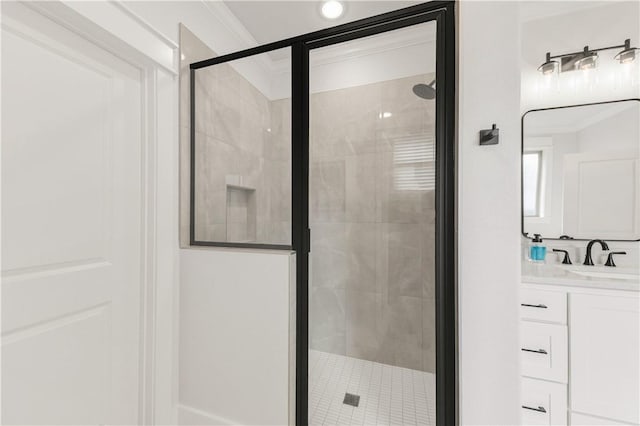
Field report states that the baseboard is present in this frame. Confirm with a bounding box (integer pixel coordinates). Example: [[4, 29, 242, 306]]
[[177, 404, 238, 425]]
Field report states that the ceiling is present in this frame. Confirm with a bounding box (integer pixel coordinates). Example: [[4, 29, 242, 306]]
[[221, 1, 633, 47], [518, 1, 613, 23], [223, 0, 620, 45], [222, 1, 421, 45]]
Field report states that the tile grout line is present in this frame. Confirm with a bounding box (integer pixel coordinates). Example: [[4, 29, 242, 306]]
[[309, 350, 434, 426]]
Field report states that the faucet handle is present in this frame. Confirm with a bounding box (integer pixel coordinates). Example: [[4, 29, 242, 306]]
[[552, 249, 572, 265], [604, 251, 626, 267]]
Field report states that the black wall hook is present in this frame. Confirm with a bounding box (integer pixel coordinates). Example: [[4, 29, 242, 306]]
[[479, 124, 499, 145]]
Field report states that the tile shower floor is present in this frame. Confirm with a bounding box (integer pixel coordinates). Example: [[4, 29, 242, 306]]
[[309, 350, 436, 426]]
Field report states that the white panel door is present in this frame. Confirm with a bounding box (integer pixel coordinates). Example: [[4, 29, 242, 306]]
[[1, 3, 143, 424]]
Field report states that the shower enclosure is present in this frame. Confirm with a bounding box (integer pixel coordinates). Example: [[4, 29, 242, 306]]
[[307, 22, 438, 425], [189, 3, 455, 424]]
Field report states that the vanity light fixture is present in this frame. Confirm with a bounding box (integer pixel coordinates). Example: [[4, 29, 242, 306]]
[[537, 52, 559, 75], [321, 0, 344, 20], [615, 39, 639, 64], [538, 39, 637, 75], [575, 47, 598, 70]]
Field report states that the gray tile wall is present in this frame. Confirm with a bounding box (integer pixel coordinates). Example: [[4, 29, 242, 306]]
[[182, 24, 291, 246], [309, 74, 437, 373], [193, 65, 291, 245]]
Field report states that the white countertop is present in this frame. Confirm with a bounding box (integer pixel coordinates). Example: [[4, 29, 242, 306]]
[[522, 262, 640, 292]]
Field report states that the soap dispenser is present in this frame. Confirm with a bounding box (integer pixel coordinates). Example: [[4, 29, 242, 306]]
[[529, 234, 546, 262]]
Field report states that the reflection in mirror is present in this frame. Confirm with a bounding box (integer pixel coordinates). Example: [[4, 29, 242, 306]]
[[522, 100, 640, 241]]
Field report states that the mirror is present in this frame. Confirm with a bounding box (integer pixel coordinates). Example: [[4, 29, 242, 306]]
[[522, 99, 640, 241]]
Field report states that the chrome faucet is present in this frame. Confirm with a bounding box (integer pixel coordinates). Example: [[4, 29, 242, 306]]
[[583, 239, 609, 266]]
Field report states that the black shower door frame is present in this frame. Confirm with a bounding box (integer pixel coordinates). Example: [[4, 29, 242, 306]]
[[190, 2, 456, 424]]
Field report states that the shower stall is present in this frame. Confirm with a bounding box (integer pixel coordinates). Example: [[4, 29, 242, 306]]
[[307, 24, 438, 425], [188, 3, 455, 424]]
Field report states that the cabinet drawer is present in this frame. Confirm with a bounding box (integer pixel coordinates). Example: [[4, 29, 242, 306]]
[[522, 378, 567, 425], [521, 322, 568, 383], [521, 289, 567, 324]]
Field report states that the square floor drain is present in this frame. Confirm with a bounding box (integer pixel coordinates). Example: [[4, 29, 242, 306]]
[[343, 393, 360, 407]]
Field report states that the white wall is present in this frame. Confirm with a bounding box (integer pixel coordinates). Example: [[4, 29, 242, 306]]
[[521, 1, 640, 112], [179, 249, 294, 425], [458, 2, 522, 425]]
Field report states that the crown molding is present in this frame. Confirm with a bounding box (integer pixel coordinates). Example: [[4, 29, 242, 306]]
[[200, 0, 260, 51], [198, 0, 279, 98], [24, 0, 179, 74], [272, 22, 437, 73], [201, 1, 436, 73]]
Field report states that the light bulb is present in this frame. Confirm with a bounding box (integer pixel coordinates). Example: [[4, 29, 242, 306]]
[[321, 1, 344, 19]]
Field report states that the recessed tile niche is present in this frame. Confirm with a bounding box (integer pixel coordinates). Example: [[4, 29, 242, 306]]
[[225, 182, 257, 243]]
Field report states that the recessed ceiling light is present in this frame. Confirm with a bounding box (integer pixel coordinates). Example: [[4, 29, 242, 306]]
[[321, 0, 344, 20]]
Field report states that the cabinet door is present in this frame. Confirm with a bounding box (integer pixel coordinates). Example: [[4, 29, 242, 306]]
[[570, 294, 640, 424]]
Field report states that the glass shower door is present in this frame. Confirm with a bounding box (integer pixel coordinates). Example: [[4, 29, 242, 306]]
[[307, 20, 438, 426]]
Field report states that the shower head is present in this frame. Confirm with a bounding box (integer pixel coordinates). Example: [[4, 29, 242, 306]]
[[412, 80, 436, 100]]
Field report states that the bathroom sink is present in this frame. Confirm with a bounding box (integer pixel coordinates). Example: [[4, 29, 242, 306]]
[[560, 266, 640, 281]]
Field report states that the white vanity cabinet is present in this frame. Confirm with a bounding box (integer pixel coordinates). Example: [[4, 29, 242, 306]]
[[520, 283, 639, 426], [570, 293, 639, 425]]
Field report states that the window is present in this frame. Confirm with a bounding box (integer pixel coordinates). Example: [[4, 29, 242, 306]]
[[523, 150, 542, 217], [393, 134, 435, 191]]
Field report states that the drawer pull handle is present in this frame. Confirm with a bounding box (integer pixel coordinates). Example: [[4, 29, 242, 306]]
[[522, 405, 547, 413], [521, 303, 548, 309], [521, 348, 548, 355]]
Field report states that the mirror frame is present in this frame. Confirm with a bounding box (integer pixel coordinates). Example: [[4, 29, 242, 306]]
[[521, 98, 640, 242]]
